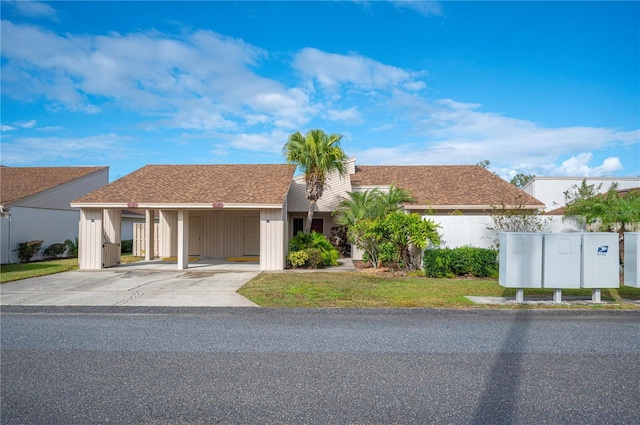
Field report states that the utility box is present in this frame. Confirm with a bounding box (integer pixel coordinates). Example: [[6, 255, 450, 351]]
[[624, 232, 639, 288], [581, 232, 619, 289], [543, 233, 581, 289], [499, 232, 543, 288]]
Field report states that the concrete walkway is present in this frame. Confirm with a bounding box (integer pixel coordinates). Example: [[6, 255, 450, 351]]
[[0, 259, 261, 307]]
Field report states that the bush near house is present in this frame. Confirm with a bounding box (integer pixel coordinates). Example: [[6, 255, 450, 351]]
[[16, 240, 44, 263], [121, 239, 133, 254], [424, 247, 498, 278], [287, 231, 339, 268], [42, 243, 67, 259]]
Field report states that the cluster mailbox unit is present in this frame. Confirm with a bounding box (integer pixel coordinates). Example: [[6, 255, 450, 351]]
[[499, 232, 622, 303]]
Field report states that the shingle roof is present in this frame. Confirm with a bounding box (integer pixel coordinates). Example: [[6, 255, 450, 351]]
[[0, 166, 108, 206], [350, 165, 544, 208], [73, 164, 296, 205]]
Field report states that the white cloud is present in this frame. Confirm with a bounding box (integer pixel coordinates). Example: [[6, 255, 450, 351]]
[[14, 119, 37, 128], [9, 1, 58, 20], [1, 125, 16, 131], [293, 47, 425, 91], [326, 107, 362, 123], [390, 1, 443, 17], [0, 20, 312, 129], [1, 134, 133, 164], [552, 154, 623, 177], [354, 98, 638, 177]]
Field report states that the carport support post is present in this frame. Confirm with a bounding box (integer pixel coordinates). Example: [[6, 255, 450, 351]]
[[145, 209, 155, 261], [177, 209, 189, 270]]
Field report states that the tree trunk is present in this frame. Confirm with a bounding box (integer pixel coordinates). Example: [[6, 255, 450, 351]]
[[305, 200, 317, 233]]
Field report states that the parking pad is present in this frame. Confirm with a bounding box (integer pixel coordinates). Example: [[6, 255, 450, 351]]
[[0, 267, 261, 307]]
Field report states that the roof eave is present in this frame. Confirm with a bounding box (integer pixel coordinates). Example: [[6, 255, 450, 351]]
[[404, 204, 545, 211], [70, 202, 285, 209]]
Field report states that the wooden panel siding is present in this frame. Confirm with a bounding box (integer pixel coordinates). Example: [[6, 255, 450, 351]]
[[287, 157, 355, 213], [78, 208, 103, 269], [261, 208, 286, 271], [159, 210, 177, 258]]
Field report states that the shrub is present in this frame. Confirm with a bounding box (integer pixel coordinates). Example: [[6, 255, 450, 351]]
[[423, 247, 498, 278], [287, 250, 309, 268], [43, 243, 66, 259], [16, 240, 44, 263], [288, 231, 339, 267], [64, 238, 78, 258], [121, 239, 133, 254], [329, 226, 351, 257], [303, 248, 322, 269]]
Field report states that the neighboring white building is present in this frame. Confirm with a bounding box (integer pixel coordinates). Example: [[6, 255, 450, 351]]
[[1, 166, 109, 263], [522, 177, 640, 211]]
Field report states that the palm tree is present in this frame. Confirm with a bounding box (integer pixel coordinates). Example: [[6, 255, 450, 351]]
[[333, 184, 414, 227], [333, 189, 382, 227], [284, 129, 348, 233]]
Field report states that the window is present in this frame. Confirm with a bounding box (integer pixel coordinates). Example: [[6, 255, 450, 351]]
[[292, 218, 324, 235]]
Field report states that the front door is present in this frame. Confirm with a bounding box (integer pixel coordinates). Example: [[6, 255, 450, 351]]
[[189, 216, 201, 256], [243, 216, 260, 256]]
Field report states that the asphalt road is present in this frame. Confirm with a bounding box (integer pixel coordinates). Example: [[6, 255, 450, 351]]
[[2, 307, 639, 424]]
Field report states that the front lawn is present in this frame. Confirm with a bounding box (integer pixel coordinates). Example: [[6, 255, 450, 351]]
[[1, 254, 142, 283], [239, 272, 640, 309]]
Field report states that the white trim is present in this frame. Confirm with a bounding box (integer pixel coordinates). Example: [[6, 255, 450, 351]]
[[405, 204, 545, 210], [70, 202, 284, 209]]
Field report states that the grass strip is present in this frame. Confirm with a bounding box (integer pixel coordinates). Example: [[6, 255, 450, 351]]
[[239, 272, 640, 309]]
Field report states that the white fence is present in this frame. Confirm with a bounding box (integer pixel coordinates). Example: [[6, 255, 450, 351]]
[[133, 223, 159, 257]]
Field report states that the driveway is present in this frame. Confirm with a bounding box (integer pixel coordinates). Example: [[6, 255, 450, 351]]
[[0, 259, 261, 307]]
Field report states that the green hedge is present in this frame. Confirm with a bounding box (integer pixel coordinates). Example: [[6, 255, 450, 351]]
[[423, 247, 498, 278]]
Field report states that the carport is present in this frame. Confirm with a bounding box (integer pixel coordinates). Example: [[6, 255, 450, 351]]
[[71, 164, 296, 272]]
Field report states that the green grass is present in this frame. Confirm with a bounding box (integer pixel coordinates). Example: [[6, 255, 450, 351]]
[[239, 272, 640, 309], [1, 254, 142, 283]]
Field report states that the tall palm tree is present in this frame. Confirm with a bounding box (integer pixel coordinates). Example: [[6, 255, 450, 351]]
[[284, 129, 348, 233]]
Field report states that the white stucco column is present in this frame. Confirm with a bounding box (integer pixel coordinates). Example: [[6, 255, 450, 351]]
[[177, 209, 189, 270], [145, 209, 155, 261]]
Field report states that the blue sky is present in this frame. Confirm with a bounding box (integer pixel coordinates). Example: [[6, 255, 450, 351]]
[[1, 1, 638, 182]]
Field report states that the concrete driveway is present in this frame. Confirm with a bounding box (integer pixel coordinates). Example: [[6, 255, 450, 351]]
[[0, 260, 261, 307]]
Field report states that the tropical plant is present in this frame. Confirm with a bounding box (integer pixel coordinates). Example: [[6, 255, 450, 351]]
[[288, 231, 339, 267], [283, 129, 348, 233], [348, 213, 440, 271], [333, 184, 413, 227], [564, 181, 640, 263]]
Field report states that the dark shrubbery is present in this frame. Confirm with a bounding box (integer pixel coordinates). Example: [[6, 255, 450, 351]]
[[43, 243, 67, 259], [121, 239, 133, 254], [423, 247, 498, 278], [16, 240, 44, 263], [287, 231, 339, 268]]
